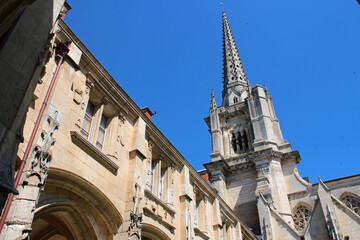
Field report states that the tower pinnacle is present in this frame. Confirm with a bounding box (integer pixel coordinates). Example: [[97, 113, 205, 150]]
[[210, 89, 217, 110], [221, 11, 250, 106]]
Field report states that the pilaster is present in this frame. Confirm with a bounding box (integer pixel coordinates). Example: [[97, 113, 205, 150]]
[[179, 166, 194, 239], [122, 117, 147, 239]]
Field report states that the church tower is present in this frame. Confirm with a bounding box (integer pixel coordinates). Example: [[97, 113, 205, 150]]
[[204, 11, 302, 238]]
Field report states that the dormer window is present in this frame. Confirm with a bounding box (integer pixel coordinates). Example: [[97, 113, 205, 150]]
[[233, 97, 238, 104]]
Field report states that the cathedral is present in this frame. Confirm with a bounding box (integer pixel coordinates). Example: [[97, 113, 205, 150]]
[[202, 11, 360, 240], [0, 1, 359, 239]]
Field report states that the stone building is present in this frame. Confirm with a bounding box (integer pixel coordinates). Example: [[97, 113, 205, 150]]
[[0, 0, 69, 211], [0, 13, 256, 239], [0, 2, 359, 240], [203, 11, 360, 239]]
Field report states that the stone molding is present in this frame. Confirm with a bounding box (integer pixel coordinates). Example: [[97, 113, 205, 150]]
[[194, 227, 210, 240], [144, 189, 176, 216], [70, 131, 119, 174]]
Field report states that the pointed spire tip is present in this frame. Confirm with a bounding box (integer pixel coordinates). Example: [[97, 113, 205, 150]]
[[220, 3, 225, 13]]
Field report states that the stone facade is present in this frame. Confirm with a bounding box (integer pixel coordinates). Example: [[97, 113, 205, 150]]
[[203, 11, 360, 240], [0, 15, 256, 239]]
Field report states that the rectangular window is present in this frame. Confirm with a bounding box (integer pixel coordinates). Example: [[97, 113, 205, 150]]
[[81, 101, 95, 139], [151, 160, 157, 193], [96, 114, 108, 150], [158, 167, 165, 199]]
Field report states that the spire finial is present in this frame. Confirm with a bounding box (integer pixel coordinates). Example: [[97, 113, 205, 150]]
[[220, 3, 225, 12], [221, 10, 250, 106]]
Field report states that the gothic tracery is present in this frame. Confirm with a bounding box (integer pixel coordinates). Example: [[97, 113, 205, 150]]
[[292, 205, 311, 230], [341, 194, 360, 215]]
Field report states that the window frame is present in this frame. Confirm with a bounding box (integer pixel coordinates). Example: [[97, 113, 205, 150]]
[[340, 193, 360, 215], [81, 101, 96, 139], [95, 114, 108, 151]]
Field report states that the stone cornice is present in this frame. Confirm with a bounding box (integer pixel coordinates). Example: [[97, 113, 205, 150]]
[[205, 149, 301, 176], [282, 150, 301, 164]]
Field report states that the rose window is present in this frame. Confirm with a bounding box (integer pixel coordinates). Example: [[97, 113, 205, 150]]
[[292, 205, 311, 230]]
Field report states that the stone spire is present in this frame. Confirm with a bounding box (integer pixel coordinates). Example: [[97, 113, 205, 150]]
[[221, 11, 250, 106]]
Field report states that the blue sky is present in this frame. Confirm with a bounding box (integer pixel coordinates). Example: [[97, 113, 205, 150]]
[[66, 0, 360, 183]]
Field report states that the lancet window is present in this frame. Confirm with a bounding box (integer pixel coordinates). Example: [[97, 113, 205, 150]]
[[341, 194, 360, 215], [292, 205, 311, 230]]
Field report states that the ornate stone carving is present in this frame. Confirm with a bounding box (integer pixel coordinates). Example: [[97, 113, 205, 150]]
[[118, 111, 126, 125], [29, 111, 60, 184], [73, 88, 83, 105], [75, 118, 81, 129], [85, 77, 94, 94], [38, 33, 55, 81], [128, 176, 143, 239]]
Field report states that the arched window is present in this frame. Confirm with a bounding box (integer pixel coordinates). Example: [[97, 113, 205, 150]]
[[292, 205, 311, 230], [341, 194, 360, 215]]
